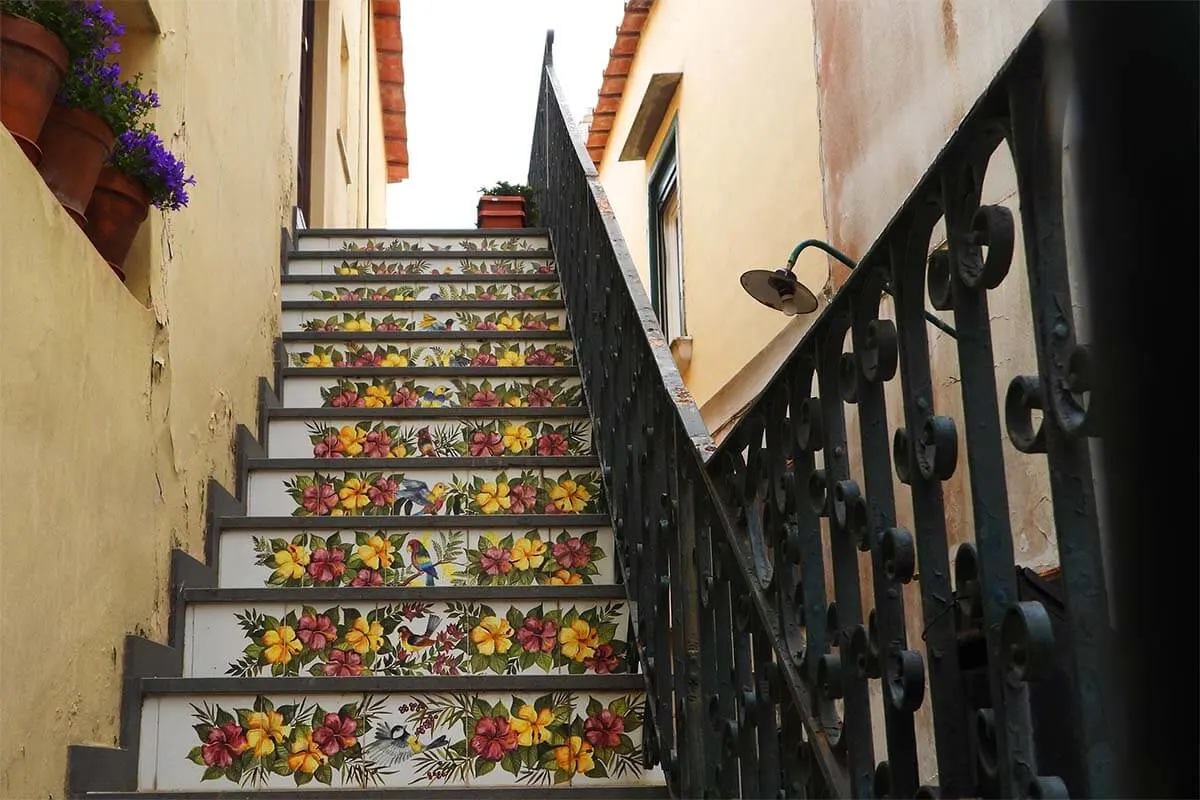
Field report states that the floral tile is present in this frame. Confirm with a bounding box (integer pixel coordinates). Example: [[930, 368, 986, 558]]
[[283, 309, 568, 334], [267, 418, 592, 459], [187, 602, 294, 678], [285, 340, 575, 370], [469, 529, 611, 587], [280, 375, 585, 410], [246, 468, 604, 519], [296, 235, 551, 253], [281, 281, 562, 303], [288, 257, 557, 278], [566, 692, 650, 786]]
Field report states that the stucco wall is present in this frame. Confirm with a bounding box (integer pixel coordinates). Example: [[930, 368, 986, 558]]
[[310, 0, 389, 228], [0, 0, 302, 795], [595, 0, 831, 424]]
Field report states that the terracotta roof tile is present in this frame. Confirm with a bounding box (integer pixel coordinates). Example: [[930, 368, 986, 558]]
[[585, 0, 654, 167], [373, 0, 408, 181]]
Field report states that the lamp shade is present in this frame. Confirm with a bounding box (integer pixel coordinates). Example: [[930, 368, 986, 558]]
[[739, 268, 819, 316]]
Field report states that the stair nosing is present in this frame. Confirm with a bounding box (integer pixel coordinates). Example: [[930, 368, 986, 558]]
[[141, 673, 645, 693], [217, 514, 612, 529], [281, 366, 580, 378], [84, 787, 667, 798], [289, 249, 555, 260], [280, 330, 573, 342], [265, 406, 590, 419], [296, 226, 551, 237], [281, 273, 563, 284], [181, 585, 629, 603], [282, 300, 566, 310], [246, 456, 600, 470]]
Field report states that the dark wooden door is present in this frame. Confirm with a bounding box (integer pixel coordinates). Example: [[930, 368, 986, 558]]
[[297, 0, 316, 224]]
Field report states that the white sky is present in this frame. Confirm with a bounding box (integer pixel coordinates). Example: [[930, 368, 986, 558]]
[[385, 0, 627, 228]]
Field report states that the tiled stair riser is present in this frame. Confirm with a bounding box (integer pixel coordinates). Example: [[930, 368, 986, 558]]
[[139, 689, 648, 790], [294, 234, 551, 252], [245, 467, 604, 519], [266, 417, 593, 459], [279, 374, 585, 410], [217, 528, 618, 589], [288, 257, 556, 278], [184, 598, 630, 679], [284, 339, 575, 370], [281, 308, 569, 335], [280, 280, 562, 303]]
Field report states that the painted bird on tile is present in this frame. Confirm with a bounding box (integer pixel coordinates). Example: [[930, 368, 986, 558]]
[[418, 313, 454, 331], [397, 613, 443, 652], [406, 539, 439, 585], [419, 386, 451, 407], [396, 478, 448, 514], [450, 353, 472, 367], [416, 426, 437, 457], [367, 724, 450, 765]]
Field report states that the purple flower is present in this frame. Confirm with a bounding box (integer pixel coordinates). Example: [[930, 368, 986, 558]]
[[109, 128, 196, 210]]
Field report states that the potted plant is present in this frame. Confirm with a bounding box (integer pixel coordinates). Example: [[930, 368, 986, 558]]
[[0, 0, 84, 164], [84, 125, 194, 281], [477, 180, 538, 229]]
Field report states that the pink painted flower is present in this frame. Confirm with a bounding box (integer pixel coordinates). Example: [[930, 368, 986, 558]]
[[307, 548, 347, 583], [543, 501, 562, 515], [523, 319, 549, 331], [478, 292, 497, 300], [480, 546, 512, 576], [338, 290, 360, 301], [469, 390, 501, 408], [527, 349, 557, 366], [432, 651, 461, 675], [470, 716, 518, 761], [526, 387, 556, 407], [537, 433, 568, 456], [508, 483, 537, 514], [469, 431, 504, 457], [516, 616, 558, 653], [552, 536, 590, 569], [314, 433, 345, 458], [536, 263, 556, 274], [322, 648, 364, 676], [302, 483, 338, 515], [472, 353, 498, 367], [392, 387, 419, 407], [354, 351, 384, 367], [583, 709, 624, 748], [201, 722, 248, 767], [351, 568, 384, 587], [296, 612, 337, 650], [312, 712, 358, 755], [330, 390, 364, 408], [584, 644, 620, 675], [362, 430, 392, 458], [514, 291, 533, 300], [476, 321, 498, 331], [368, 477, 398, 507]]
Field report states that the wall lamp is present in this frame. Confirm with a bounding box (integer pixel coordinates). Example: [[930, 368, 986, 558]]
[[739, 239, 957, 338]]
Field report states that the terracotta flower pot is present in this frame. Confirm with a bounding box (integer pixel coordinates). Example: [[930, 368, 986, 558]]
[[85, 166, 151, 281], [37, 104, 115, 227], [0, 13, 69, 165], [477, 195, 527, 229]]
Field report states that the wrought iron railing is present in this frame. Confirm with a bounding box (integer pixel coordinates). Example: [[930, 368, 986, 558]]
[[529, 4, 1127, 796]]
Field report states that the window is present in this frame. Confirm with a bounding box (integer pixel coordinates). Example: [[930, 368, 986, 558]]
[[648, 120, 686, 341]]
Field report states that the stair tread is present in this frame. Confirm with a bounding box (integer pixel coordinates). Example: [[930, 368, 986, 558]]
[[142, 674, 645, 693], [281, 273, 563, 284], [246, 456, 599, 469], [282, 300, 566, 309], [182, 585, 628, 603], [297, 227, 551, 236], [86, 787, 667, 798], [265, 406, 590, 419], [289, 249, 555, 260], [282, 367, 580, 377], [282, 331, 572, 342], [217, 515, 611, 529]]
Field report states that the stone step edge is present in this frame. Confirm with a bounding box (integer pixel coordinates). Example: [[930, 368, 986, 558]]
[[289, 249, 555, 261]]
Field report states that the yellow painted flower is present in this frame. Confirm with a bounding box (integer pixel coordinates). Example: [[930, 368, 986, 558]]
[[502, 424, 533, 453], [245, 710, 290, 758], [549, 569, 583, 586], [390, 443, 408, 458], [471, 615, 514, 656], [273, 543, 311, 581], [337, 425, 366, 456], [356, 534, 394, 569], [338, 477, 371, 511], [510, 704, 554, 747], [345, 616, 385, 654], [262, 624, 302, 664], [548, 321, 563, 331], [497, 350, 526, 367], [343, 318, 372, 332], [475, 481, 511, 514], [550, 480, 591, 513], [559, 619, 599, 662], [504, 394, 524, 407], [287, 730, 326, 773], [381, 352, 408, 368], [553, 735, 595, 775], [304, 352, 333, 368], [497, 315, 523, 331], [510, 537, 547, 571], [365, 385, 391, 408]]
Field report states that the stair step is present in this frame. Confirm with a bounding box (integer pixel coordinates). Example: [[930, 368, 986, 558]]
[[215, 523, 617, 589], [294, 229, 551, 253], [280, 274, 563, 305], [182, 586, 631, 680], [287, 251, 555, 278], [88, 788, 669, 798], [244, 458, 604, 519], [279, 371, 584, 409], [136, 676, 656, 791], [282, 307, 569, 335], [282, 336, 575, 371]]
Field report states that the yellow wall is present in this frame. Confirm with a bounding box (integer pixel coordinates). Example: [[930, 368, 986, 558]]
[[595, 0, 832, 431], [0, 0, 311, 795], [309, 0, 388, 228]]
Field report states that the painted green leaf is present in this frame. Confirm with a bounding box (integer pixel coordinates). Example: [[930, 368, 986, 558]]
[[201, 765, 224, 781], [315, 762, 333, 785], [214, 708, 234, 726], [475, 758, 496, 777], [295, 769, 313, 786], [187, 746, 206, 766]]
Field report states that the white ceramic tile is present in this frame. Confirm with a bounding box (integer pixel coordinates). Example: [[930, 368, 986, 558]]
[[568, 691, 651, 786], [366, 694, 468, 788], [445, 598, 562, 677], [216, 531, 267, 588], [281, 307, 568, 334], [137, 696, 159, 789], [281, 279, 563, 303], [295, 234, 550, 252], [288, 256, 557, 278], [187, 602, 292, 678], [282, 338, 576, 370]]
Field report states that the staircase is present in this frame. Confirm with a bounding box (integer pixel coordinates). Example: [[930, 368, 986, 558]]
[[71, 226, 666, 798]]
